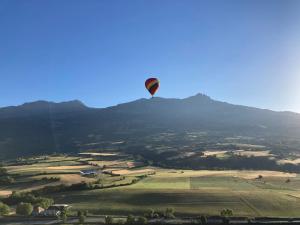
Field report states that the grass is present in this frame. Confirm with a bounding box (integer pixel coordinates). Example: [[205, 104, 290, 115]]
[[51, 185, 300, 217], [3, 154, 300, 217], [48, 168, 300, 217], [4, 156, 88, 176], [0, 154, 143, 197], [0, 156, 99, 196]]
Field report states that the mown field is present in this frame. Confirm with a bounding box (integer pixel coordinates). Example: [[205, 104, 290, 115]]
[[2, 153, 300, 217], [0, 155, 126, 195], [51, 168, 300, 217]]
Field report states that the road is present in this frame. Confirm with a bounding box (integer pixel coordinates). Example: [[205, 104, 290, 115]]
[[2, 216, 300, 225]]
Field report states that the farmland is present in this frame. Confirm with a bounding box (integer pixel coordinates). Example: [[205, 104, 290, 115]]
[[1, 152, 300, 218], [0, 154, 136, 195], [51, 169, 300, 217]]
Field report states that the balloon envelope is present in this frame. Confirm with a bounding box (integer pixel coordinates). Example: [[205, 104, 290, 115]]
[[145, 78, 159, 96]]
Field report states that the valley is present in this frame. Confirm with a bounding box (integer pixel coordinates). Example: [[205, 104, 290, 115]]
[[1, 96, 300, 221], [1, 150, 300, 218]]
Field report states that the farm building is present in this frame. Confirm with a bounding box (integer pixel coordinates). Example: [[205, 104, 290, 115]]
[[80, 169, 99, 176], [43, 204, 70, 217], [32, 206, 45, 216]]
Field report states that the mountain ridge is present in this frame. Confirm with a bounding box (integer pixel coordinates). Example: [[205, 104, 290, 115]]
[[0, 93, 298, 115], [1, 93, 300, 158]]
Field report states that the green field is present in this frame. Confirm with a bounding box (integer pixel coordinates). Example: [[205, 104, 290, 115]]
[[50, 169, 300, 217], [2, 154, 300, 217]]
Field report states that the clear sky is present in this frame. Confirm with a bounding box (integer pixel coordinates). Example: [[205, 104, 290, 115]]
[[1, 0, 300, 112]]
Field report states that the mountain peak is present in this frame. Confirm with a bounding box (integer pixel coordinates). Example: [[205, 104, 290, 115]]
[[58, 100, 86, 108], [184, 93, 212, 102], [0, 100, 87, 118], [19, 99, 86, 108], [1, 93, 300, 158]]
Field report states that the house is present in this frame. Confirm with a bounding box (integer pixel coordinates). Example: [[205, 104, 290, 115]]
[[80, 169, 99, 176], [32, 206, 45, 216], [43, 204, 70, 217]]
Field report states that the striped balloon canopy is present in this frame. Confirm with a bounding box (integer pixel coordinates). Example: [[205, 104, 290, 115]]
[[145, 78, 159, 96]]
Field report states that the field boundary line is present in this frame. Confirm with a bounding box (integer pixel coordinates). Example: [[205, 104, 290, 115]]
[[236, 192, 261, 216]]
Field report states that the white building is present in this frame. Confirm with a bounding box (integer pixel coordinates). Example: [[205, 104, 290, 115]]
[[80, 169, 99, 176]]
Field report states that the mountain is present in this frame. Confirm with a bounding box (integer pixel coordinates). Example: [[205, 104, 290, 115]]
[[1, 94, 300, 158], [0, 100, 87, 118]]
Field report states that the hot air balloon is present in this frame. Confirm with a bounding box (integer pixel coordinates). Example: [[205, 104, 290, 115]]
[[145, 78, 159, 97]]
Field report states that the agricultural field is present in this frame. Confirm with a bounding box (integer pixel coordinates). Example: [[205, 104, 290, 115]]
[[0, 153, 136, 196], [51, 167, 300, 217], [2, 151, 300, 218]]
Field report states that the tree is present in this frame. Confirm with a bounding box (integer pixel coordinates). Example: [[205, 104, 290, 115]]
[[60, 208, 68, 223], [220, 209, 233, 224], [16, 202, 33, 216], [137, 216, 148, 224], [35, 197, 54, 209], [79, 214, 85, 224], [0, 167, 7, 176], [105, 215, 113, 224], [200, 215, 207, 225], [0, 202, 10, 215], [77, 210, 83, 217], [126, 214, 135, 224], [164, 208, 175, 219], [61, 213, 67, 223], [83, 210, 88, 216], [144, 209, 154, 218], [220, 209, 233, 217], [0, 176, 14, 185]]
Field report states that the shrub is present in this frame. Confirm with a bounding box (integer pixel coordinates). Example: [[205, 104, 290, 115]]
[[105, 215, 113, 224], [83, 209, 88, 216], [16, 202, 33, 216], [126, 214, 135, 224], [0, 167, 7, 176], [4, 192, 34, 205], [164, 208, 175, 219], [34, 197, 54, 209], [60, 209, 68, 223], [41, 177, 60, 182], [3, 192, 53, 209], [144, 209, 154, 218], [200, 215, 207, 224], [61, 213, 67, 223], [79, 214, 85, 224], [0, 176, 14, 184], [0, 202, 10, 215], [77, 210, 83, 217], [137, 216, 148, 224], [220, 208, 233, 217]]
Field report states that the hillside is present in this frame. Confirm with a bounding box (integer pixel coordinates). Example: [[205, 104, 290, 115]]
[[1, 94, 300, 158]]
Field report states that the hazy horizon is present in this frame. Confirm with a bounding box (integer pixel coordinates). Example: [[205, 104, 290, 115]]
[[1, 0, 300, 112]]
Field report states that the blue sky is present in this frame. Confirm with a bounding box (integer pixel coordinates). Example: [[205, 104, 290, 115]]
[[1, 0, 300, 112]]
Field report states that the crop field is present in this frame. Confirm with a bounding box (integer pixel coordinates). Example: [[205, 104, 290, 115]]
[[50, 168, 300, 217], [0, 153, 143, 197], [0, 155, 99, 195], [2, 153, 300, 217]]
